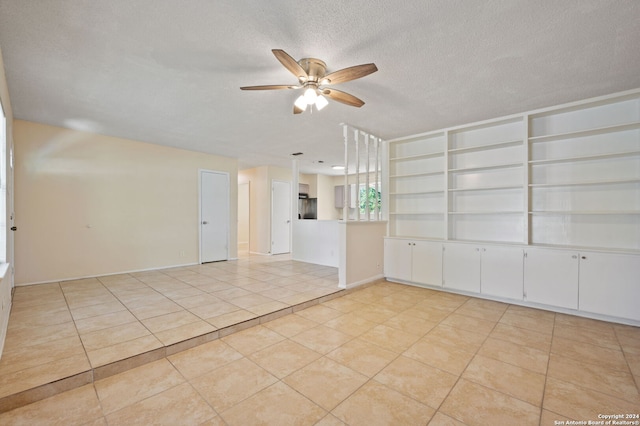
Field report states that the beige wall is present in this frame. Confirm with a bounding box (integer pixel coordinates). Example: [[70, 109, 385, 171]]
[[0, 46, 14, 357], [239, 165, 292, 255], [316, 174, 339, 220], [14, 120, 238, 285]]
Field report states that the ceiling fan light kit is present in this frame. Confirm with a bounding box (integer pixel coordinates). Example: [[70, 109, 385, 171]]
[[241, 49, 377, 114]]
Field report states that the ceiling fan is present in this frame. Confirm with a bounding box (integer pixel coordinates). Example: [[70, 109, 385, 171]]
[[240, 49, 378, 114]]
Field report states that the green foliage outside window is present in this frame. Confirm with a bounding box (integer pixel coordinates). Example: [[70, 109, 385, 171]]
[[359, 186, 381, 215]]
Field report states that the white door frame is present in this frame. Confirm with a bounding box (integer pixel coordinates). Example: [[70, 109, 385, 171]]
[[271, 179, 291, 255], [198, 169, 230, 264]]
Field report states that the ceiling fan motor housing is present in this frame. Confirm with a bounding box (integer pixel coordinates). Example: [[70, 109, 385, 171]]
[[297, 58, 327, 83]]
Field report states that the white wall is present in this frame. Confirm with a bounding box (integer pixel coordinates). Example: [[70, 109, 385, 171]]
[[14, 120, 238, 285], [316, 174, 339, 220], [292, 220, 339, 267]]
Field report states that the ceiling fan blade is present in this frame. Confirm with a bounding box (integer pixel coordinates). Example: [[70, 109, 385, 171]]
[[240, 85, 300, 90], [322, 63, 377, 85], [322, 89, 365, 107], [272, 49, 308, 81], [293, 104, 304, 114]]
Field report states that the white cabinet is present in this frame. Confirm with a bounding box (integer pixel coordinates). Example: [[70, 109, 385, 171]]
[[579, 252, 640, 321], [384, 238, 442, 286], [384, 89, 640, 324], [384, 238, 412, 282], [524, 247, 579, 309], [443, 244, 480, 293], [335, 184, 357, 209], [443, 244, 523, 298], [480, 246, 524, 300], [412, 240, 443, 286]]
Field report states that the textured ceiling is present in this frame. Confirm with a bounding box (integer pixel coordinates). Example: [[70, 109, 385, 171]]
[[1, 0, 639, 174]]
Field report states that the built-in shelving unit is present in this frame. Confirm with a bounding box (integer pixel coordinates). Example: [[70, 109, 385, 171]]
[[388, 132, 446, 239], [386, 89, 640, 252], [384, 89, 640, 326], [528, 91, 640, 251], [446, 116, 525, 244]]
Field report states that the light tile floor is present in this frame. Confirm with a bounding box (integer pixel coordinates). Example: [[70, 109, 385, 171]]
[[0, 254, 342, 410], [1, 275, 639, 424]]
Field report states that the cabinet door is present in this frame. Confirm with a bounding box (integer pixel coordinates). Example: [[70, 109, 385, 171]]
[[579, 252, 640, 321], [412, 241, 443, 286], [481, 246, 524, 300], [384, 239, 413, 281], [524, 248, 579, 309], [443, 244, 481, 292]]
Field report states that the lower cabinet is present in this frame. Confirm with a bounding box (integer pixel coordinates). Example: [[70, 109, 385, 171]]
[[383, 238, 412, 282], [443, 244, 480, 293], [579, 252, 640, 322], [384, 238, 442, 286], [523, 247, 579, 309], [412, 240, 443, 286], [443, 244, 524, 298], [384, 237, 639, 324], [480, 246, 524, 300]]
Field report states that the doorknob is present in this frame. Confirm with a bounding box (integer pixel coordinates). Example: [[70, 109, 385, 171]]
[[202, 221, 208, 225]]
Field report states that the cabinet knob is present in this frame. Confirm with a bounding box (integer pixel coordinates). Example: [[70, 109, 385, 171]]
[[581, 256, 586, 260], [571, 255, 577, 259]]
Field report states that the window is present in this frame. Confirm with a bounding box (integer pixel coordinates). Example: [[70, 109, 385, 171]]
[[358, 183, 381, 218]]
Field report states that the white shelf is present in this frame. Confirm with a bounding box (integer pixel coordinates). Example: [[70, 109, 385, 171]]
[[448, 211, 523, 215], [448, 162, 522, 173], [528, 121, 640, 143], [529, 211, 640, 215], [390, 151, 444, 161], [529, 242, 640, 255], [448, 185, 522, 192], [529, 150, 640, 165], [390, 171, 444, 178], [390, 212, 444, 216], [529, 178, 640, 188], [389, 190, 443, 196], [448, 139, 522, 154]]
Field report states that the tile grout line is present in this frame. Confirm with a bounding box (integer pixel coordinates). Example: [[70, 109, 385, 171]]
[[0, 286, 346, 413]]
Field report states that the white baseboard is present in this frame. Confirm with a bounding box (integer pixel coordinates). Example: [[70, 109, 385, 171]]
[[341, 274, 384, 289], [15, 262, 200, 286]]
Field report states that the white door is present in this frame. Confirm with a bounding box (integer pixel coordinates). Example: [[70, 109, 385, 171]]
[[384, 239, 413, 281], [443, 243, 481, 293], [481, 246, 524, 300], [271, 180, 291, 254], [412, 241, 443, 287], [200, 171, 229, 263], [524, 247, 579, 309], [579, 252, 640, 321]]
